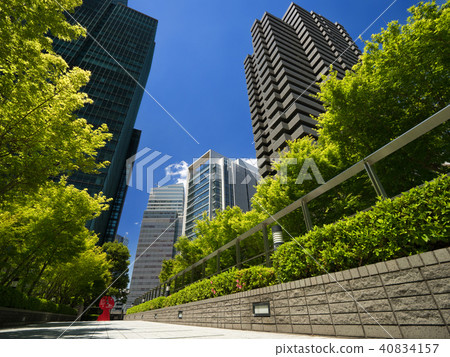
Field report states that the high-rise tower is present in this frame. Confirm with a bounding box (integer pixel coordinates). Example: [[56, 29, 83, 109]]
[[182, 150, 259, 239], [245, 3, 360, 177], [53, 0, 158, 243], [128, 184, 184, 307]]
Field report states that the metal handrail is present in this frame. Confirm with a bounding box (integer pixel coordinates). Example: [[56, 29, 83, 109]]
[[135, 105, 449, 305]]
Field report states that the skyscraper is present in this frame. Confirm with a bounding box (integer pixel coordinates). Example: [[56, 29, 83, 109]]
[[128, 184, 184, 307], [183, 150, 259, 239], [114, 234, 129, 247], [245, 3, 360, 177], [53, 0, 158, 244]]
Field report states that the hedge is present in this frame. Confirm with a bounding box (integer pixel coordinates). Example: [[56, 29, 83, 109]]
[[127, 265, 276, 314], [127, 175, 449, 315], [0, 286, 77, 315], [272, 174, 450, 282]]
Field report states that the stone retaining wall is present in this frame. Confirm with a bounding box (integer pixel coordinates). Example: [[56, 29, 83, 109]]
[[0, 307, 76, 329], [126, 248, 450, 338]]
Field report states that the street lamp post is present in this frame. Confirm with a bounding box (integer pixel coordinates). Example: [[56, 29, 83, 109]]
[[272, 225, 284, 251]]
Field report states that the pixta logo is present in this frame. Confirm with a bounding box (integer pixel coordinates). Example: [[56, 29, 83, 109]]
[[275, 158, 325, 185], [126, 148, 174, 193], [126, 149, 260, 193]]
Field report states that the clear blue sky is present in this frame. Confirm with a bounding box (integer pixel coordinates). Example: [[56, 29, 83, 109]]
[[117, 0, 443, 277]]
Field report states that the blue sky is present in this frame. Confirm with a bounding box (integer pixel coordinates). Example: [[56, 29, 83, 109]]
[[117, 0, 442, 278]]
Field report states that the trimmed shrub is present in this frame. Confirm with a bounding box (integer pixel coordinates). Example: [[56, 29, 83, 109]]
[[127, 266, 276, 314], [127, 296, 167, 314], [0, 286, 77, 315], [272, 175, 450, 282], [127, 175, 449, 315]]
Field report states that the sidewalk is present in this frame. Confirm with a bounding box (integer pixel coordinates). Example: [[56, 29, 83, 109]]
[[0, 320, 329, 339]]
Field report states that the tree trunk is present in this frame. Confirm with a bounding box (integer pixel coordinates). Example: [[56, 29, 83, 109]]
[[27, 259, 50, 296]]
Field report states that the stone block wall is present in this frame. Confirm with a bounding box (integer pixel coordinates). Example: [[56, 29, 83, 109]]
[[0, 307, 75, 329], [126, 248, 450, 338]]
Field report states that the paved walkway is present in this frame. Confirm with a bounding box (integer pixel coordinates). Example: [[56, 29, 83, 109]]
[[0, 320, 328, 339]]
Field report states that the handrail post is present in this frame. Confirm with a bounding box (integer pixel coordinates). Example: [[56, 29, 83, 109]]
[[216, 251, 221, 274], [236, 240, 242, 269], [364, 161, 388, 199], [262, 225, 270, 267], [301, 200, 313, 232], [202, 261, 206, 279]]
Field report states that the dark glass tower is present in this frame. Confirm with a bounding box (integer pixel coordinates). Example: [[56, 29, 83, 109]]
[[53, 0, 158, 244], [245, 3, 360, 178]]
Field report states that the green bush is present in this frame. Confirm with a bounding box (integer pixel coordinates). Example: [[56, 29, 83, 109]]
[[127, 175, 449, 315], [127, 266, 276, 314], [0, 286, 77, 315], [127, 296, 167, 314], [272, 175, 450, 282]]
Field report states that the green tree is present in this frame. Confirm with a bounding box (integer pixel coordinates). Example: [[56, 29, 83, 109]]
[[102, 242, 130, 304], [159, 207, 267, 283], [253, 0, 449, 238], [0, 0, 111, 200], [159, 259, 175, 284], [0, 0, 114, 311], [37, 237, 111, 307], [316, 0, 449, 195], [0, 179, 110, 292]]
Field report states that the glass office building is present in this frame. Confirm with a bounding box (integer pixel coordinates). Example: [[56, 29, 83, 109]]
[[128, 184, 184, 307], [183, 150, 259, 239], [53, 0, 158, 243]]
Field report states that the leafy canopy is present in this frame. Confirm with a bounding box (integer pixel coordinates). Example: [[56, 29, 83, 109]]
[[0, 0, 114, 310], [253, 0, 449, 238], [102, 242, 131, 304], [316, 0, 449, 192], [0, 0, 111, 200]]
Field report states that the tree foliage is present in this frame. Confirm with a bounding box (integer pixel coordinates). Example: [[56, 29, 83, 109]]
[[0, 0, 111, 200], [102, 242, 131, 304], [0, 179, 109, 291], [159, 207, 267, 282], [0, 0, 114, 311], [316, 0, 449, 194], [35, 237, 111, 307], [253, 0, 449, 238]]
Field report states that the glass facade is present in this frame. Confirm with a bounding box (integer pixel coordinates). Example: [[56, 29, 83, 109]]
[[103, 129, 141, 242], [53, 0, 158, 244], [183, 150, 258, 239]]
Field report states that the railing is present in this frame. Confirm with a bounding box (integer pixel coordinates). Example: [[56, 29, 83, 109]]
[[134, 105, 450, 306]]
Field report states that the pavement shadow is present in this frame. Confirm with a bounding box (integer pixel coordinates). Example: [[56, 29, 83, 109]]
[[0, 321, 132, 339]]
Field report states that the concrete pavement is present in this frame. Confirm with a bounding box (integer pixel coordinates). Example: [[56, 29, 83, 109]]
[[0, 320, 329, 339]]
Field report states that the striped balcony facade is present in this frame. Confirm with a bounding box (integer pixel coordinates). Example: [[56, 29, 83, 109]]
[[245, 3, 361, 178]]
